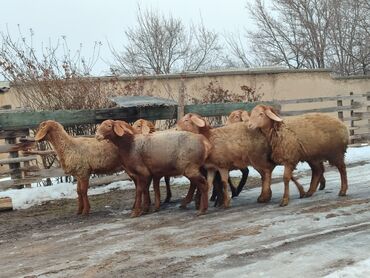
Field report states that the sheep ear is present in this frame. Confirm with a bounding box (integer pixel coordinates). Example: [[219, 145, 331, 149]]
[[113, 121, 134, 136], [142, 125, 151, 135], [241, 111, 250, 122], [35, 126, 48, 141], [191, 115, 206, 127], [265, 108, 283, 122]]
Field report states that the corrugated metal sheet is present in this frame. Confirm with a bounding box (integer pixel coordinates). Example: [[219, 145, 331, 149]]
[[109, 96, 177, 107]]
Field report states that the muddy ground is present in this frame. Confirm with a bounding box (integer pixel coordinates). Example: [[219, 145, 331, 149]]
[[1, 163, 370, 278]]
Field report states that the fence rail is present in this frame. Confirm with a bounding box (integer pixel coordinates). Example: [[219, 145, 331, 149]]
[[0, 91, 369, 191]]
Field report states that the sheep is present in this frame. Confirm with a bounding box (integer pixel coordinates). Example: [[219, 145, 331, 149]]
[[176, 113, 294, 208], [95, 119, 212, 217], [176, 113, 310, 208], [227, 109, 326, 191], [34, 120, 122, 215], [132, 119, 172, 203], [248, 105, 349, 206]]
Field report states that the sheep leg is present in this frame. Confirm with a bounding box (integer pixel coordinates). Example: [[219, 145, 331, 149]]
[[76, 179, 83, 215], [189, 176, 209, 216], [219, 169, 230, 208], [152, 177, 161, 211], [142, 178, 153, 214], [305, 161, 324, 197], [80, 178, 90, 215], [335, 158, 348, 196], [232, 167, 249, 198], [257, 169, 272, 203], [132, 177, 148, 217], [212, 172, 224, 207], [180, 183, 196, 209], [290, 176, 305, 198], [319, 173, 326, 190], [280, 166, 293, 207], [164, 176, 172, 203], [228, 177, 237, 198]]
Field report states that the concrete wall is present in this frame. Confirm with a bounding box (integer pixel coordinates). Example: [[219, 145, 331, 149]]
[[1, 68, 370, 108]]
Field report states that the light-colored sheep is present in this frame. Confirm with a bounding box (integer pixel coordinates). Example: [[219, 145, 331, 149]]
[[34, 120, 122, 215], [248, 105, 349, 206], [132, 119, 172, 204], [95, 119, 212, 217]]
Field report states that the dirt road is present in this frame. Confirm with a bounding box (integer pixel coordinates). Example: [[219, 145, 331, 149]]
[[1, 160, 370, 278]]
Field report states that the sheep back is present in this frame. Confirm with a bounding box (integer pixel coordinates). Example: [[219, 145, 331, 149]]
[[270, 113, 349, 167]]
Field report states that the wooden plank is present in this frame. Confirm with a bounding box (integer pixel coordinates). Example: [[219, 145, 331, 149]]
[[349, 133, 370, 140], [22, 150, 56, 156], [0, 197, 12, 211], [0, 177, 42, 190], [0, 129, 29, 140], [95, 105, 178, 122], [0, 141, 35, 154], [185, 102, 279, 117], [25, 167, 65, 178], [0, 110, 96, 130], [90, 172, 131, 187], [277, 94, 364, 105], [281, 104, 362, 116], [0, 165, 40, 176], [0, 155, 37, 164]]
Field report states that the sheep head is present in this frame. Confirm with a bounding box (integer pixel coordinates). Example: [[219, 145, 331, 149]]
[[176, 113, 210, 134], [132, 119, 155, 135], [96, 120, 133, 141], [248, 105, 283, 130], [226, 110, 250, 125], [35, 120, 62, 141]]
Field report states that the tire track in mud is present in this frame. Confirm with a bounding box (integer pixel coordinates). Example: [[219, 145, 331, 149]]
[[211, 221, 370, 272]]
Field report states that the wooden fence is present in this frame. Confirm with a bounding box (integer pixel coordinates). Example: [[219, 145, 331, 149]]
[[0, 91, 369, 191]]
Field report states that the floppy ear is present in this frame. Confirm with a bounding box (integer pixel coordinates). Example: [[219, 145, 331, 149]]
[[265, 108, 283, 122], [113, 121, 125, 136], [241, 111, 250, 122], [142, 125, 151, 135], [35, 126, 48, 141], [190, 115, 206, 127]]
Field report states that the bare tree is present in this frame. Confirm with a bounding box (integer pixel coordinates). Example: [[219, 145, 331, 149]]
[[109, 8, 222, 75], [234, 0, 369, 75], [0, 27, 126, 111]]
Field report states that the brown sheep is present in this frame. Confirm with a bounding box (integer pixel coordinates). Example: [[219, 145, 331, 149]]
[[177, 113, 309, 208], [248, 105, 349, 206], [227, 109, 326, 192], [96, 120, 212, 217], [132, 119, 172, 204], [34, 120, 122, 215]]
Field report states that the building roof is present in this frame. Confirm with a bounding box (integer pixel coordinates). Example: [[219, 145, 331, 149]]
[[109, 95, 177, 107]]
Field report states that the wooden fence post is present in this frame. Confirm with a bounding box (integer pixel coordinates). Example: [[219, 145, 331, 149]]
[[177, 76, 185, 120], [366, 91, 370, 134], [337, 97, 343, 121], [349, 92, 355, 144]]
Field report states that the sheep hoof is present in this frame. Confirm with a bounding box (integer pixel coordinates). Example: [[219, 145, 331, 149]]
[[164, 198, 171, 203], [154, 206, 160, 212], [196, 209, 207, 216], [338, 190, 347, 196], [179, 203, 188, 209], [319, 184, 326, 190], [130, 210, 143, 218], [279, 199, 289, 207], [304, 192, 314, 198], [142, 207, 150, 214], [257, 195, 271, 203]]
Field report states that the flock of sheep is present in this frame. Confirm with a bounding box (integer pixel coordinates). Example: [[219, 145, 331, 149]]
[[34, 105, 349, 217]]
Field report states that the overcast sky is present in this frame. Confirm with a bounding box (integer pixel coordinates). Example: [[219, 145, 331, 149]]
[[1, 0, 255, 76]]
